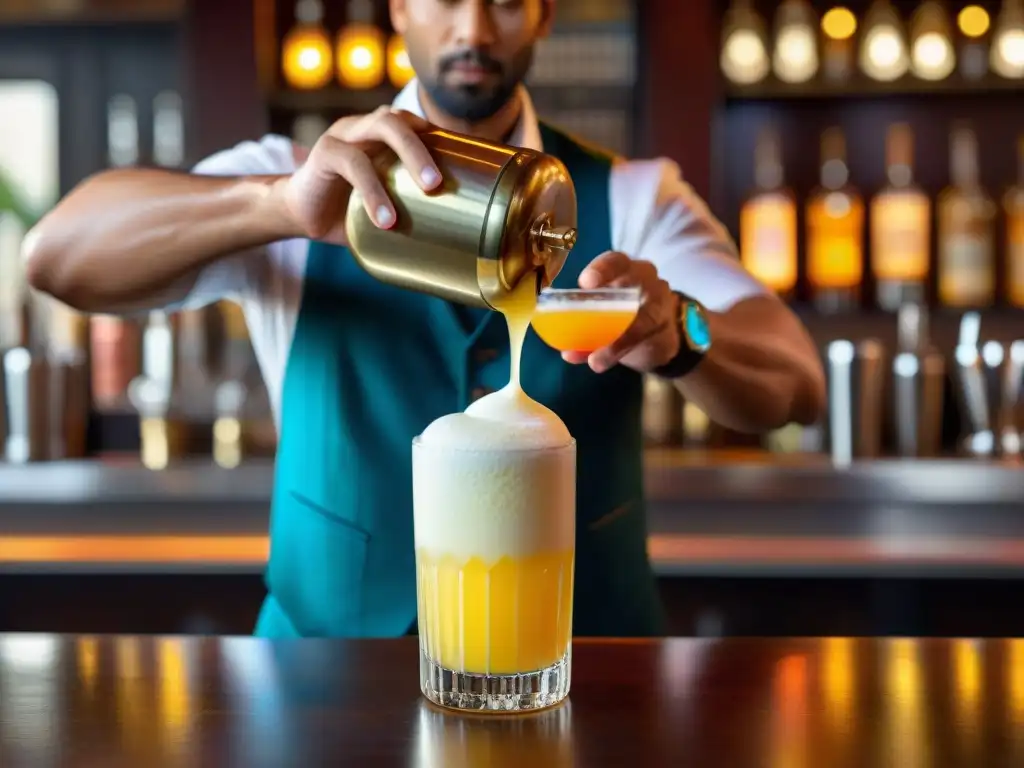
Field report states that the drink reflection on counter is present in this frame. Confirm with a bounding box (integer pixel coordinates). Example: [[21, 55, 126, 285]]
[[770, 653, 809, 768], [1008, 639, 1024, 759], [887, 639, 927, 768], [412, 701, 574, 768], [952, 638, 983, 760]]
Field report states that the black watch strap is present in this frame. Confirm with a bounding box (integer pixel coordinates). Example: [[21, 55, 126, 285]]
[[652, 292, 711, 379]]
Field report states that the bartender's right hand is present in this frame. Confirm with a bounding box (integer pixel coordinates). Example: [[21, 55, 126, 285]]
[[283, 107, 443, 244]]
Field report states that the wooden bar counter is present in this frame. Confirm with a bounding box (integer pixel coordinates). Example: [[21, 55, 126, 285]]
[[0, 635, 1020, 766]]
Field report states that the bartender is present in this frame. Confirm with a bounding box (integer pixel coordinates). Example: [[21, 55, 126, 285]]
[[23, 0, 825, 638]]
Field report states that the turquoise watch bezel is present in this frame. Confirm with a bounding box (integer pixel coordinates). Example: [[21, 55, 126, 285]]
[[682, 300, 712, 354], [652, 292, 711, 379]]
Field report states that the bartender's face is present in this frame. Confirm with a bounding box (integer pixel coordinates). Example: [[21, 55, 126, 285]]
[[390, 0, 554, 122]]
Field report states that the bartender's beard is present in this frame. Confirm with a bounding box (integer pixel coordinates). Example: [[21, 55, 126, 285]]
[[420, 47, 534, 124]]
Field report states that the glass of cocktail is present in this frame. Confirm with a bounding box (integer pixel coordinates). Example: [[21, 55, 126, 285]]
[[412, 434, 576, 712], [531, 287, 641, 355]]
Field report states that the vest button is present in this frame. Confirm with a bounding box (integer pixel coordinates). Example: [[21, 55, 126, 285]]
[[470, 387, 494, 401]]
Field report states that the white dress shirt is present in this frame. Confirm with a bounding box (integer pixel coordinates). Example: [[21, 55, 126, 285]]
[[183, 80, 767, 421]]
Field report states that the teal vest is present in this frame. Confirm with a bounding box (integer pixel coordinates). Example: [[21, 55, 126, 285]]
[[257, 123, 665, 639]]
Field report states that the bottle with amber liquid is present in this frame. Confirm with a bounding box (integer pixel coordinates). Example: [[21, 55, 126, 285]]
[[1006, 135, 1024, 307], [937, 124, 997, 309], [870, 124, 931, 311], [740, 125, 798, 299], [806, 127, 864, 312]]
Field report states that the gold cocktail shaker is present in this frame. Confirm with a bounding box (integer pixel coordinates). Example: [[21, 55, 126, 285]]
[[346, 129, 578, 308]]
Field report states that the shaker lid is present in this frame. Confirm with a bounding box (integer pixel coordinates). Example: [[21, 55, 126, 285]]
[[479, 149, 578, 307]]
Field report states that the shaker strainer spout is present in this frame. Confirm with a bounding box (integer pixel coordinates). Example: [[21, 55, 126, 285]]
[[532, 221, 578, 252]]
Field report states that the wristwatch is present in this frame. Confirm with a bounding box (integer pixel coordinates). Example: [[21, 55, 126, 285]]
[[652, 292, 712, 379]]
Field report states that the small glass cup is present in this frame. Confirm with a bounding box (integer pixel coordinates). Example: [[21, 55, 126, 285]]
[[531, 287, 641, 354], [412, 436, 576, 712]]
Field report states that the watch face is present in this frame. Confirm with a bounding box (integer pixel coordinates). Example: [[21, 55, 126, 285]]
[[683, 302, 712, 353]]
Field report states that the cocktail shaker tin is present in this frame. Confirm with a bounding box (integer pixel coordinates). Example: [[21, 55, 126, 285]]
[[346, 130, 578, 308]]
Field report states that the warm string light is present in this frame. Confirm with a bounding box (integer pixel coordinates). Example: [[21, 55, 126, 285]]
[[958, 5, 992, 38], [822, 7, 857, 40], [991, 0, 1024, 78], [337, 22, 386, 89], [860, 0, 910, 82], [820, 6, 857, 82], [281, 0, 333, 90], [958, 4, 992, 79], [719, 2, 1017, 87], [387, 35, 415, 87], [721, 0, 770, 85], [772, 0, 820, 84], [910, 1, 956, 81], [282, 0, 411, 90]]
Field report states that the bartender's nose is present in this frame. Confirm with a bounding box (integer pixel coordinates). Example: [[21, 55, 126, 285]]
[[453, 0, 497, 49]]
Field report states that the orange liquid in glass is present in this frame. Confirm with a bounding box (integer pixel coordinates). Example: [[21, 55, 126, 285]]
[[531, 308, 637, 354]]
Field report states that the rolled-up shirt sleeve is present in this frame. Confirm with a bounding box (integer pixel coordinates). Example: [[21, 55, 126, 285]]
[[609, 158, 767, 312], [178, 134, 297, 309]]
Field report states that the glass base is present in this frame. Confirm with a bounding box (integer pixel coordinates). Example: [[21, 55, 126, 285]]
[[419, 646, 571, 713]]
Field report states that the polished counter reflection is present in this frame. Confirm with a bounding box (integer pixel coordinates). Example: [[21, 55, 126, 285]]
[[1, 636, 1024, 766], [413, 700, 574, 767]]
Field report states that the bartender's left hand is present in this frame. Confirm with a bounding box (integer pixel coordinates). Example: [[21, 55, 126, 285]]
[[563, 251, 681, 374]]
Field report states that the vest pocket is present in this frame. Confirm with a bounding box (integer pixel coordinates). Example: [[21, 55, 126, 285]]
[[267, 489, 372, 637]]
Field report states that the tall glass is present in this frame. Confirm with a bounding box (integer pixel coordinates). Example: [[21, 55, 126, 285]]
[[412, 436, 576, 712]]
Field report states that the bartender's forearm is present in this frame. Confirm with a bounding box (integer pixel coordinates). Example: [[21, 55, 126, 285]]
[[23, 169, 300, 313], [674, 296, 826, 433]]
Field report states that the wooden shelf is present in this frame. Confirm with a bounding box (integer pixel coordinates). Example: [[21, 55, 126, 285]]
[[268, 86, 400, 114], [267, 85, 637, 114], [792, 305, 1024, 347], [0, 0, 184, 25], [724, 74, 1024, 102]]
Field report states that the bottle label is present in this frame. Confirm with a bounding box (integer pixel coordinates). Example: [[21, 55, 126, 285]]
[[808, 200, 863, 289], [740, 197, 797, 293], [1009, 218, 1024, 306], [940, 234, 994, 307], [871, 197, 929, 282]]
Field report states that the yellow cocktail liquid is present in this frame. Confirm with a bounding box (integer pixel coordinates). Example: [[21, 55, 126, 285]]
[[416, 547, 575, 675], [414, 274, 576, 688], [532, 308, 637, 354]]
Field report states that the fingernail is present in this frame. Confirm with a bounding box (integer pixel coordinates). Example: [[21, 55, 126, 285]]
[[421, 168, 441, 188], [376, 206, 394, 227]]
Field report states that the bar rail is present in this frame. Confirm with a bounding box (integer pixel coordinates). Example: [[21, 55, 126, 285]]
[[2, 451, 1024, 577]]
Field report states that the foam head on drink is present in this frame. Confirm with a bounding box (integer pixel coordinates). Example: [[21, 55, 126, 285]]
[[412, 277, 576, 677]]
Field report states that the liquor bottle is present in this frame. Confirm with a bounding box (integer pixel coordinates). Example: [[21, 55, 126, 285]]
[[1006, 135, 1024, 307], [806, 127, 864, 311], [90, 315, 141, 411], [870, 123, 931, 310], [739, 125, 798, 299], [0, 212, 26, 348], [937, 124, 997, 308]]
